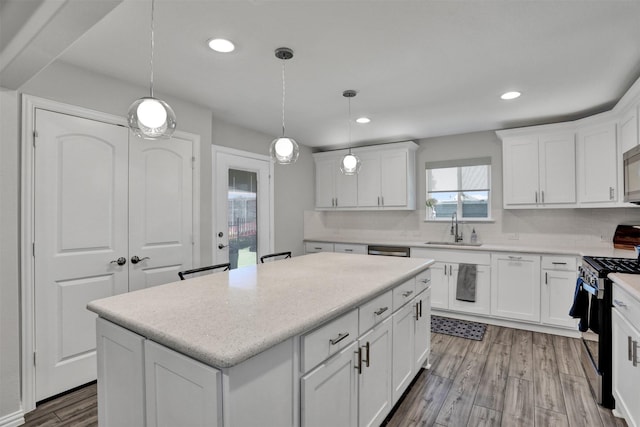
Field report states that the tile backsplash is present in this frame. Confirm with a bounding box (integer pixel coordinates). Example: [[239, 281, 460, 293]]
[[304, 207, 640, 247]]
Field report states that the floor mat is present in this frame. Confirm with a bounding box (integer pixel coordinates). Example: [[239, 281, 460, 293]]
[[430, 315, 487, 341]]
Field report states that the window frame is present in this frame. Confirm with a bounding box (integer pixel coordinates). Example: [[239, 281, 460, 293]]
[[425, 160, 492, 222]]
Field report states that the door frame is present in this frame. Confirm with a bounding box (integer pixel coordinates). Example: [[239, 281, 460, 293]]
[[20, 95, 201, 412], [211, 145, 274, 265]]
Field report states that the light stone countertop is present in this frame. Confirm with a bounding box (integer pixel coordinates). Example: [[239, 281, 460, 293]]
[[305, 237, 636, 258], [609, 273, 640, 302], [87, 252, 433, 369]]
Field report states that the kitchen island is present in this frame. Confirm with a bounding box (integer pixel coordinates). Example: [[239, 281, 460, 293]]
[[88, 252, 433, 427]]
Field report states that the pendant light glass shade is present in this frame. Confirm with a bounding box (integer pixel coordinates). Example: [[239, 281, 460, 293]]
[[340, 150, 361, 175], [270, 136, 299, 164], [270, 47, 299, 164], [128, 0, 176, 140], [340, 90, 361, 175]]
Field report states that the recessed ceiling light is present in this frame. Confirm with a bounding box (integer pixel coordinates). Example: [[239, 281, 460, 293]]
[[356, 117, 371, 124], [501, 91, 521, 100], [208, 38, 235, 53]]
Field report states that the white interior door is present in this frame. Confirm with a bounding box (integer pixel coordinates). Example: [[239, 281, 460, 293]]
[[34, 108, 196, 401], [34, 109, 129, 401], [214, 148, 272, 269], [128, 134, 193, 290]]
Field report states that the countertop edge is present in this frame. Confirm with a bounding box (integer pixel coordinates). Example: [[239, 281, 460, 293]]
[[609, 273, 640, 303]]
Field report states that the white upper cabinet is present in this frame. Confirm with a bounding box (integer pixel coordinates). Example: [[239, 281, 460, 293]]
[[313, 141, 417, 211], [577, 121, 618, 205], [314, 156, 358, 208], [619, 105, 639, 155], [501, 132, 576, 208]]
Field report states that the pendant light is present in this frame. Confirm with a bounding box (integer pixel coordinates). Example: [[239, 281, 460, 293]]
[[270, 47, 299, 164], [340, 90, 361, 175], [127, 0, 176, 140]]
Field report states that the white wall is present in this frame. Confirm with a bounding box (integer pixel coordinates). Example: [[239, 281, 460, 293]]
[[0, 89, 22, 421], [305, 130, 640, 246], [0, 61, 314, 421]]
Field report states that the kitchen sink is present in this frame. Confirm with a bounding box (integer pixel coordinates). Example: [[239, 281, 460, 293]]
[[425, 241, 482, 247]]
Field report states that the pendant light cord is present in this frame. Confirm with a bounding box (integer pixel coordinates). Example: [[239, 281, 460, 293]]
[[348, 95, 352, 155], [149, 0, 155, 98], [281, 61, 286, 137]]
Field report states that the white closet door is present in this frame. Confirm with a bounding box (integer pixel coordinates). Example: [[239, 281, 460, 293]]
[[34, 109, 129, 401], [128, 134, 193, 290]]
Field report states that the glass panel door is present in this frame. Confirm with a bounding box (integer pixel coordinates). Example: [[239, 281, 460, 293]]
[[228, 169, 258, 269]]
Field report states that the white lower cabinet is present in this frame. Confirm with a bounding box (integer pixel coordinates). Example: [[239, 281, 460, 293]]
[[145, 341, 222, 427], [96, 318, 145, 427], [357, 317, 393, 427], [96, 318, 222, 427], [428, 261, 451, 310], [540, 256, 578, 328], [391, 289, 431, 405], [613, 309, 640, 427], [491, 253, 541, 322], [301, 341, 359, 427]]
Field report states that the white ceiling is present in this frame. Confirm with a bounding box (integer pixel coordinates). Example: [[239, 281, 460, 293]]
[[8, 0, 640, 149]]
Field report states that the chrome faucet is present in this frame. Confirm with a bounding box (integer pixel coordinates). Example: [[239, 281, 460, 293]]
[[451, 213, 463, 242]]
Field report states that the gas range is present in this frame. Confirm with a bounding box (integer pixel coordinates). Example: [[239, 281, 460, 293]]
[[579, 256, 640, 297]]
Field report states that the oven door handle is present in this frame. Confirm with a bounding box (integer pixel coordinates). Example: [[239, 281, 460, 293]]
[[582, 281, 602, 299]]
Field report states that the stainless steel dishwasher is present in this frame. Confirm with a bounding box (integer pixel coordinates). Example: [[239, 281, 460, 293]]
[[367, 245, 411, 257]]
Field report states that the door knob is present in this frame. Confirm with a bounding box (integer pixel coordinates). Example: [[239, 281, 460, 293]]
[[218, 232, 224, 238], [218, 243, 228, 249], [131, 256, 150, 264], [110, 257, 126, 266]]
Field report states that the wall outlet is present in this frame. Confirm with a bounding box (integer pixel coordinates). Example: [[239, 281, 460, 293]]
[[508, 233, 519, 240]]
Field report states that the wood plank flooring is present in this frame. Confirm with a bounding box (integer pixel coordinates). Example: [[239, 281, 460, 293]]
[[21, 325, 626, 427], [384, 325, 627, 427]]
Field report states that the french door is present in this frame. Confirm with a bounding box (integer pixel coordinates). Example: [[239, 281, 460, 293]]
[[33, 108, 194, 401], [213, 147, 272, 269]]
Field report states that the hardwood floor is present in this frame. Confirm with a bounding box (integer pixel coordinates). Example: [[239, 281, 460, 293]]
[[384, 325, 627, 427], [21, 383, 97, 427], [21, 325, 626, 427]]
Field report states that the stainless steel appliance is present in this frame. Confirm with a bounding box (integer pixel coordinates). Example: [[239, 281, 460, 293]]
[[623, 144, 640, 204], [367, 245, 410, 257], [579, 227, 640, 409]]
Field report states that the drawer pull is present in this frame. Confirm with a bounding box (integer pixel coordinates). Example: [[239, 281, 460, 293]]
[[508, 256, 522, 260], [314, 247, 322, 250], [329, 332, 350, 346], [364, 342, 370, 368], [614, 299, 627, 308], [374, 307, 389, 316], [355, 347, 362, 374], [344, 249, 353, 252], [402, 290, 414, 298], [551, 262, 567, 265], [421, 279, 430, 284], [629, 336, 633, 362]]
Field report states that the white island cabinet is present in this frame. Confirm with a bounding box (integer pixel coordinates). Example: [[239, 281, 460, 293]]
[[89, 252, 433, 427]]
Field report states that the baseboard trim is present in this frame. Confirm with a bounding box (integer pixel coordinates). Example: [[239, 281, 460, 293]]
[[0, 409, 25, 427]]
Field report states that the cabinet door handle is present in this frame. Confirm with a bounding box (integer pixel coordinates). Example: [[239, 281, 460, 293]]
[[614, 299, 627, 308], [419, 299, 423, 318], [415, 302, 420, 320], [335, 197, 338, 207], [377, 196, 381, 206], [633, 340, 638, 368], [381, 196, 384, 206], [444, 265, 447, 276], [629, 336, 633, 361], [374, 307, 389, 316], [402, 290, 414, 298], [609, 187, 615, 200], [541, 190, 545, 203], [329, 332, 350, 345], [355, 347, 362, 374], [364, 342, 370, 368], [449, 265, 452, 275], [535, 191, 538, 203], [545, 272, 548, 285]]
